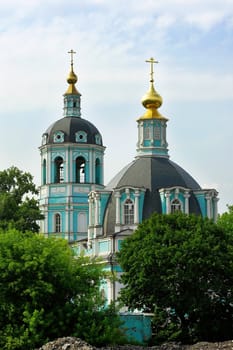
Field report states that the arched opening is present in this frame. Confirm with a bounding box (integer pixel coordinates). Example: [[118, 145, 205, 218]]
[[54, 157, 64, 183], [171, 198, 182, 213], [55, 213, 61, 233], [42, 159, 46, 185], [95, 158, 101, 184], [124, 198, 134, 225], [76, 156, 86, 183]]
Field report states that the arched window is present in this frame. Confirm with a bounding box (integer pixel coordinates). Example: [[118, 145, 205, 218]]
[[54, 157, 64, 183], [76, 156, 86, 183], [124, 199, 134, 225], [95, 158, 101, 184], [171, 198, 182, 213], [55, 213, 61, 233], [42, 159, 46, 185], [144, 125, 150, 140]]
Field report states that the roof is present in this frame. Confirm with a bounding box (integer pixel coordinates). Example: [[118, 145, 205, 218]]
[[44, 116, 103, 145], [104, 156, 202, 234]]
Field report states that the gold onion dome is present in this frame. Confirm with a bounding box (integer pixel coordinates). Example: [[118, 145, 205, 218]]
[[67, 68, 78, 85], [138, 57, 167, 120], [141, 82, 163, 109]]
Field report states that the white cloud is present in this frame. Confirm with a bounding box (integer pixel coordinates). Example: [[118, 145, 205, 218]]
[[186, 11, 225, 31]]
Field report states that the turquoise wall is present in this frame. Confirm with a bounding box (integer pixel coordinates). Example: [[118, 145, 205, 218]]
[[120, 313, 152, 344]]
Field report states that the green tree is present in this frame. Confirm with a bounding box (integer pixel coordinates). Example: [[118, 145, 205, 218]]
[[217, 205, 233, 233], [0, 229, 124, 350], [118, 212, 233, 344], [0, 166, 43, 232]]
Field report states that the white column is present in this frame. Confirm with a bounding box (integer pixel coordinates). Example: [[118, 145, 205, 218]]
[[65, 208, 69, 237], [48, 152, 51, 183], [134, 190, 140, 224], [213, 196, 219, 222], [205, 194, 211, 219], [88, 195, 94, 242], [88, 196, 93, 226], [70, 205, 73, 239], [95, 193, 100, 226], [139, 122, 143, 146], [184, 191, 190, 214], [165, 191, 171, 214], [89, 150, 93, 183], [65, 148, 69, 182], [115, 191, 121, 225], [70, 150, 73, 182]]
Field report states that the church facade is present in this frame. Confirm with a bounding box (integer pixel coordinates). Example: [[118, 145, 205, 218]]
[[39, 54, 218, 304]]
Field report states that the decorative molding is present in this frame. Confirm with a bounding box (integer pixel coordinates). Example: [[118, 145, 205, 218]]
[[51, 187, 66, 193], [73, 186, 90, 193], [51, 152, 65, 161]]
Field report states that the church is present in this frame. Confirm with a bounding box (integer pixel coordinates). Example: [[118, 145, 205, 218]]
[[39, 51, 218, 304]]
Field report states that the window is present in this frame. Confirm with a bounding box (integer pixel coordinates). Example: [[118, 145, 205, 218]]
[[54, 157, 64, 183], [171, 199, 182, 213], [75, 156, 86, 183], [95, 158, 101, 184], [154, 126, 161, 140], [55, 213, 61, 233], [53, 131, 64, 143], [144, 125, 150, 140], [95, 134, 102, 145], [124, 199, 134, 225], [42, 159, 46, 185], [42, 133, 47, 145], [75, 131, 87, 143]]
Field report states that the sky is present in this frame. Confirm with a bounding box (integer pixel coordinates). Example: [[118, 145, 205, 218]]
[[0, 0, 232, 214]]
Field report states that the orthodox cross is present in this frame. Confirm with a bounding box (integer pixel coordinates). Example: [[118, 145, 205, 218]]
[[145, 57, 158, 83], [68, 49, 76, 66]]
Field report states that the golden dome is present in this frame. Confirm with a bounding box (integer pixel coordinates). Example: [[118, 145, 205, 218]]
[[141, 82, 163, 109], [67, 68, 78, 85]]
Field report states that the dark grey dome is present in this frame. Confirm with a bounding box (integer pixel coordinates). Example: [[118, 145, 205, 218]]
[[104, 156, 202, 234], [44, 116, 103, 145]]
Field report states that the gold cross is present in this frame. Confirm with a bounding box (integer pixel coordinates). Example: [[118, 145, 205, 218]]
[[68, 49, 76, 66], [145, 57, 158, 83]]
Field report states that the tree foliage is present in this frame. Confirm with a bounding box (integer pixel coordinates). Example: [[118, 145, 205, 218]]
[[118, 212, 233, 344], [0, 229, 124, 350], [0, 166, 43, 232], [217, 205, 233, 233]]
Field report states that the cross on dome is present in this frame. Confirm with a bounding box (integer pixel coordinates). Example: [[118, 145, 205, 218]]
[[145, 57, 158, 83], [68, 49, 76, 67]]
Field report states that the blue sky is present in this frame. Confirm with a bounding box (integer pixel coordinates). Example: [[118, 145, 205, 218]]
[[0, 0, 232, 213]]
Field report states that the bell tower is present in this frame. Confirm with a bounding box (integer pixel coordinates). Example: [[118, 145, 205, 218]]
[[39, 51, 105, 242], [136, 57, 169, 158]]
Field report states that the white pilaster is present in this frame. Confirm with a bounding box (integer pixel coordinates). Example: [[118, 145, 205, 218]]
[[134, 190, 140, 224], [95, 193, 100, 226], [165, 191, 171, 214], [184, 191, 190, 214], [205, 194, 211, 219], [115, 191, 121, 225]]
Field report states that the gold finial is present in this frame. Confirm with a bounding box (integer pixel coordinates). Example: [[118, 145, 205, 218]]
[[145, 57, 158, 83], [138, 57, 167, 120], [64, 49, 80, 95]]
